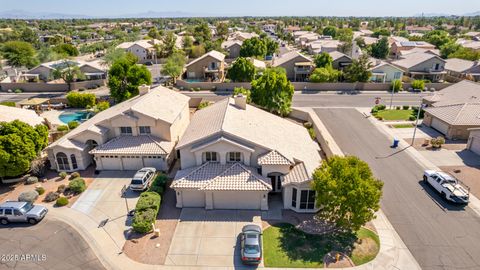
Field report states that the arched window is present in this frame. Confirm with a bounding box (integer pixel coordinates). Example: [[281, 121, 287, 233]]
[[56, 152, 70, 171], [70, 154, 78, 170]]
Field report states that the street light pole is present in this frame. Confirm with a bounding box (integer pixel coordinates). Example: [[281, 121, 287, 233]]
[[411, 99, 424, 146], [389, 85, 394, 109]]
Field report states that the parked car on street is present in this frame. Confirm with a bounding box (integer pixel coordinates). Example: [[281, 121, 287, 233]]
[[240, 224, 263, 265], [129, 167, 156, 191], [423, 170, 470, 204], [0, 201, 48, 225]]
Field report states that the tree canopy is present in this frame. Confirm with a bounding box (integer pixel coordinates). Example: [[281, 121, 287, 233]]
[[322, 26, 337, 38], [227, 57, 256, 82], [370, 37, 390, 59], [161, 52, 186, 84], [309, 67, 341, 83], [0, 120, 48, 178], [108, 56, 152, 102], [53, 43, 79, 57], [240, 37, 267, 58], [343, 55, 372, 82], [0, 41, 39, 68], [314, 52, 333, 68], [251, 68, 294, 116], [311, 155, 383, 232]]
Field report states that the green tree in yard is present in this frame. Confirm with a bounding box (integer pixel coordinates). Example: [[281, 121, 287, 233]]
[[52, 60, 85, 91], [343, 55, 372, 82], [216, 22, 229, 40], [37, 46, 62, 63], [314, 52, 333, 68], [193, 23, 212, 44], [147, 27, 160, 39], [251, 68, 294, 116], [190, 44, 206, 58], [1, 41, 38, 68], [309, 67, 341, 82], [102, 47, 128, 66], [182, 36, 193, 55], [372, 28, 391, 38], [20, 27, 38, 45], [264, 38, 279, 56], [0, 120, 48, 178], [370, 37, 390, 59], [233, 87, 251, 103], [449, 47, 480, 61], [161, 52, 186, 84], [53, 43, 79, 57], [159, 32, 177, 58], [108, 56, 152, 102], [311, 155, 383, 232], [227, 57, 256, 82], [440, 41, 460, 59], [240, 37, 267, 58], [322, 26, 337, 38], [424, 30, 451, 49]]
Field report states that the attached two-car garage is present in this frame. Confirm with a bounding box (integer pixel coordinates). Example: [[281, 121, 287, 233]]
[[431, 118, 450, 136]]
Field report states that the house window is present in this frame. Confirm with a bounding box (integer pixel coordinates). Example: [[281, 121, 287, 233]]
[[394, 72, 401, 79], [70, 154, 78, 170], [139, 126, 151, 135], [120, 126, 132, 135], [227, 152, 241, 162], [203, 152, 218, 162], [292, 188, 297, 208], [434, 63, 440, 70], [299, 190, 316, 210], [56, 152, 70, 171]]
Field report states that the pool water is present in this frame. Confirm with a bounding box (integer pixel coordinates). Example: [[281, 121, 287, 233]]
[[59, 111, 91, 124]]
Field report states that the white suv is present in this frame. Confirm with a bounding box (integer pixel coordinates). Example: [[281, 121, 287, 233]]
[[129, 167, 156, 191]]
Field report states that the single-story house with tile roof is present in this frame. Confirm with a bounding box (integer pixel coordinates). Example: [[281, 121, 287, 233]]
[[0, 105, 45, 127], [391, 52, 446, 82], [172, 95, 322, 212], [272, 51, 314, 82], [445, 58, 480, 82], [45, 85, 190, 172], [184, 50, 226, 82]]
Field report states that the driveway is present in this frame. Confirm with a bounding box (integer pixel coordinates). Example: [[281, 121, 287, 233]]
[[0, 217, 104, 270], [72, 171, 139, 250], [165, 208, 263, 267]]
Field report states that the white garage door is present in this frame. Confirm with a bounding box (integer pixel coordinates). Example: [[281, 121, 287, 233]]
[[143, 156, 166, 170], [182, 191, 205, 207], [123, 156, 144, 170], [470, 137, 480, 155], [431, 118, 449, 135], [213, 191, 262, 210], [99, 156, 122, 170]]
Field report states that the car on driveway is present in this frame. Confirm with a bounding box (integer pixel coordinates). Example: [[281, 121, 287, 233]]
[[423, 170, 470, 204], [129, 167, 156, 191], [0, 201, 48, 225], [240, 224, 263, 265]]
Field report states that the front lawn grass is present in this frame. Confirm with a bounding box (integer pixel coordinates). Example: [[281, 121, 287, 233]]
[[375, 109, 414, 121], [263, 223, 379, 268], [392, 123, 414, 128]]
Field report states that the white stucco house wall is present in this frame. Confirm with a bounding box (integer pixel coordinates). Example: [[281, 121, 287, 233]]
[[45, 85, 190, 172], [171, 95, 322, 213]]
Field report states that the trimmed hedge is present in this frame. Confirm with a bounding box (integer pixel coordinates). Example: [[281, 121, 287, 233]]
[[148, 174, 168, 195], [66, 92, 96, 108], [132, 192, 161, 233]]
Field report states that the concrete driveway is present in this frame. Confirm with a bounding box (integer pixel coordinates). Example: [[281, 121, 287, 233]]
[[0, 217, 104, 270], [72, 171, 140, 251], [165, 208, 263, 267]]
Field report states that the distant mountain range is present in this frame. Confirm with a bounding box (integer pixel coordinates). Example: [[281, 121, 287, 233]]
[[0, 9, 479, 19]]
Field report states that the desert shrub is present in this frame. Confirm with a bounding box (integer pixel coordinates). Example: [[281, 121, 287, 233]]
[[26, 176, 38, 185], [411, 80, 425, 91], [431, 136, 445, 148], [14, 89, 23, 93], [18, 190, 39, 203], [57, 184, 67, 194], [57, 125, 69, 132], [66, 92, 96, 108], [132, 192, 161, 233], [68, 121, 79, 129], [56, 197, 69, 207], [303, 122, 313, 129], [35, 186, 45, 195], [70, 172, 80, 179], [402, 105, 410, 110], [68, 178, 86, 194], [197, 101, 211, 110], [44, 192, 60, 202], [391, 79, 403, 92], [59, 172, 68, 179]]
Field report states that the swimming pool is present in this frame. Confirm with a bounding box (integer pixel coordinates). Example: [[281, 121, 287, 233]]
[[59, 111, 91, 124]]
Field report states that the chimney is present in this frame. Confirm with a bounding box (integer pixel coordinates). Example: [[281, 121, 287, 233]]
[[234, 94, 247, 110], [139, 84, 150, 95]]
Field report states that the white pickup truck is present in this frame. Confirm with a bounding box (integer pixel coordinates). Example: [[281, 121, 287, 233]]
[[423, 170, 470, 204]]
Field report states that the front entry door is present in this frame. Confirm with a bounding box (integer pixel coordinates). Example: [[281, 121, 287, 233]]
[[268, 174, 282, 193]]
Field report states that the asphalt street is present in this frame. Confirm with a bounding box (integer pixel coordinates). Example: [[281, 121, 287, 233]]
[[0, 217, 105, 270], [315, 108, 480, 270]]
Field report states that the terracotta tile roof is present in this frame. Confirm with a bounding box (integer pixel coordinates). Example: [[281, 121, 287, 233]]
[[89, 135, 171, 155], [258, 150, 292, 165], [172, 162, 271, 191], [424, 103, 480, 126], [283, 162, 310, 185]]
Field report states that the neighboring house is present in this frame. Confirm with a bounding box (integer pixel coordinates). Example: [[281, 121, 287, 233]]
[[307, 40, 341, 54], [116, 39, 161, 64], [184, 50, 226, 82], [22, 59, 106, 83], [391, 41, 436, 58], [172, 95, 322, 212], [422, 80, 480, 106], [329, 51, 352, 70], [457, 39, 480, 51], [46, 86, 190, 172], [0, 105, 45, 126], [391, 52, 446, 82], [228, 31, 259, 41], [263, 24, 276, 33], [398, 47, 440, 58], [221, 40, 243, 59], [272, 51, 314, 81], [445, 58, 480, 82], [369, 61, 404, 83], [467, 128, 480, 155], [249, 58, 266, 70], [387, 36, 409, 46], [406, 25, 434, 34], [423, 102, 480, 140]]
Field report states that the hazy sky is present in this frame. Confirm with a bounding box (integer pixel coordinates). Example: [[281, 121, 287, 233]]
[[1, 0, 480, 17]]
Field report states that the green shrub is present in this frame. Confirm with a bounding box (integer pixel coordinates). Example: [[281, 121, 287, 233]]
[[96, 101, 110, 112], [57, 125, 69, 132], [308, 127, 316, 140], [70, 172, 80, 179], [68, 178, 86, 194], [66, 92, 96, 108], [395, 106, 401, 110], [35, 186, 45, 195], [377, 104, 386, 110], [303, 122, 313, 129], [135, 192, 161, 212], [391, 79, 403, 92], [56, 197, 69, 207], [431, 136, 446, 148], [44, 191, 59, 202], [57, 184, 67, 194], [411, 80, 425, 91], [0, 101, 16, 107], [14, 89, 23, 93], [68, 121, 79, 129], [412, 106, 425, 119], [151, 174, 168, 189], [198, 101, 211, 110], [59, 172, 68, 179], [132, 208, 157, 233], [402, 105, 410, 110], [149, 185, 164, 195], [409, 115, 416, 121], [18, 190, 39, 203], [26, 176, 38, 185]]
